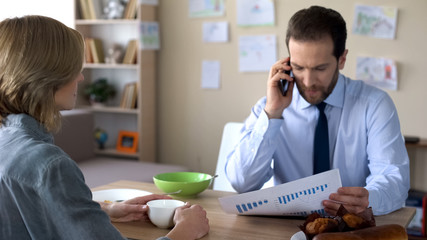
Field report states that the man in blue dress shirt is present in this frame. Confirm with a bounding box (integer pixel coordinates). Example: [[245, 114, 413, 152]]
[[225, 6, 409, 216]]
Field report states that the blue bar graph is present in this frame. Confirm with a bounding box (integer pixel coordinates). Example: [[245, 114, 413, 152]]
[[276, 184, 328, 205], [310, 209, 326, 215], [242, 204, 247, 212], [235, 199, 269, 213], [233, 183, 329, 214], [285, 208, 325, 216]]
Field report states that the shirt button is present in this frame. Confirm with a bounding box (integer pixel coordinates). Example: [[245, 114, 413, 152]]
[[251, 148, 255, 152]]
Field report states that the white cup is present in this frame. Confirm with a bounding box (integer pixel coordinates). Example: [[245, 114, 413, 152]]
[[147, 199, 185, 228]]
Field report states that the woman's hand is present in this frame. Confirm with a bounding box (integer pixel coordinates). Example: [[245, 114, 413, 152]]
[[166, 203, 210, 240], [100, 194, 172, 222]]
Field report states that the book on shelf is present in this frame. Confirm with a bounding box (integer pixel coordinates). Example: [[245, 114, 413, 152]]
[[79, 0, 90, 19], [123, 0, 138, 19], [88, 38, 105, 63], [86, 0, 103, 19], [120, 82, 138, 109], [122, 39, 137, 64], [79, 0, 103, 19], [84, 38, 94, 63]]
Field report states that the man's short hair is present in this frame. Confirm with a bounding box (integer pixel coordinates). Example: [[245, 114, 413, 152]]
[[286, 6, 347, 60]]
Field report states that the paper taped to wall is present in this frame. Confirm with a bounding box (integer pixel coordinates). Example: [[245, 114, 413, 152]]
[[219, 169, 342, 216]]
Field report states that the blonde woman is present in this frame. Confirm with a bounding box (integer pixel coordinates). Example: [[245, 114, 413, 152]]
[[0, 16, 209, 240]]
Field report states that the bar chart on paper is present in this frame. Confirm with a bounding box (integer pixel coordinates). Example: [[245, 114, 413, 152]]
[[219, 169, 342, 216]]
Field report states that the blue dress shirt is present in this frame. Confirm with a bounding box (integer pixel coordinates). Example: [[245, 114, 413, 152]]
[[225, 74, 410, 215]]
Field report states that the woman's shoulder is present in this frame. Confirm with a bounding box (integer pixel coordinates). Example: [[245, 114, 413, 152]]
[[2, 138, 77, 186]]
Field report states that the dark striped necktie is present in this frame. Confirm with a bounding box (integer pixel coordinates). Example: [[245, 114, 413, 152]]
[[313, 102, 330, 174]]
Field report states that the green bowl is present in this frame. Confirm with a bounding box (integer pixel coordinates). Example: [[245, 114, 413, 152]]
[[153, 172, 214, 197]]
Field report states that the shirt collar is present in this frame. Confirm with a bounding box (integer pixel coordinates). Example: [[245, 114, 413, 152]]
[[3, 113, 53, 143], [296, 73, 345, 109]]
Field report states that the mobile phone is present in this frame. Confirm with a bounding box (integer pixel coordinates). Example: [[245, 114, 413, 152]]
[[278, 60, 292, 96]]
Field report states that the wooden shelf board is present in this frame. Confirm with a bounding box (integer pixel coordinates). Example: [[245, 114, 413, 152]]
[[84, 63, 138, 70], [75, 19, 138, 25], [78, 106, 138, 114]]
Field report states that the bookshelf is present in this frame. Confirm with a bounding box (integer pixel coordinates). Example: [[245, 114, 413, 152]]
[[74, 0, 157, 162]]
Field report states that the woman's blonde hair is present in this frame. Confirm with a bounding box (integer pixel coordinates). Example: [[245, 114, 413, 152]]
[[0, 15, 84, 132]]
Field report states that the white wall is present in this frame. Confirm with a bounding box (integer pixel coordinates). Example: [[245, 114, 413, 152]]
[[0, 0, 74, 27]]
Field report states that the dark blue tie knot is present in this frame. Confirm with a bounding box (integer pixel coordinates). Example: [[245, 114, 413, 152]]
[[316, 102, 327, 112]]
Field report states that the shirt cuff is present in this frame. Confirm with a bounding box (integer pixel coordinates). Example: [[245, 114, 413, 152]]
[[154, 237, 171, 240], [253, 110, 283, 139], [366, 188, 384, 216]]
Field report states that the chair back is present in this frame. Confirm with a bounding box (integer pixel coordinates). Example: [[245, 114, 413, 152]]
[[213, 122, 275, 192], [213, 122, 244, 192]]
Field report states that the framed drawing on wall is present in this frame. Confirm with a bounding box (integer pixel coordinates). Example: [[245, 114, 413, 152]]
[[116, 130, 139, 153]]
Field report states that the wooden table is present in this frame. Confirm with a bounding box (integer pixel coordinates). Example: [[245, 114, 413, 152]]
[[92, 180, 416, 240]]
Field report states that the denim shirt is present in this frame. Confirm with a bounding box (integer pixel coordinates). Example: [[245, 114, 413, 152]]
[[0, 114, 170, 240]]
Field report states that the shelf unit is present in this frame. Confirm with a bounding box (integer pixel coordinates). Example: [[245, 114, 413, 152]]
[[74, 1, 157, 162]]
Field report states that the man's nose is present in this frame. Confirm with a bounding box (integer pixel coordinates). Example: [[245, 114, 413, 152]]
[[302, 70, 316, 87]]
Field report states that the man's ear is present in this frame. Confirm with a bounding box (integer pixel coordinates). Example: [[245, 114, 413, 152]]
[[338, 49, 348, 70]]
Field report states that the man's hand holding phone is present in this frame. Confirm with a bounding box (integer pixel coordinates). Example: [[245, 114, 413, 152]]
[[264, 57, 294, 119]]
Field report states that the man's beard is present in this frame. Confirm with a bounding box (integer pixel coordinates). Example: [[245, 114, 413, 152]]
[[295, 65, 339, 105]]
